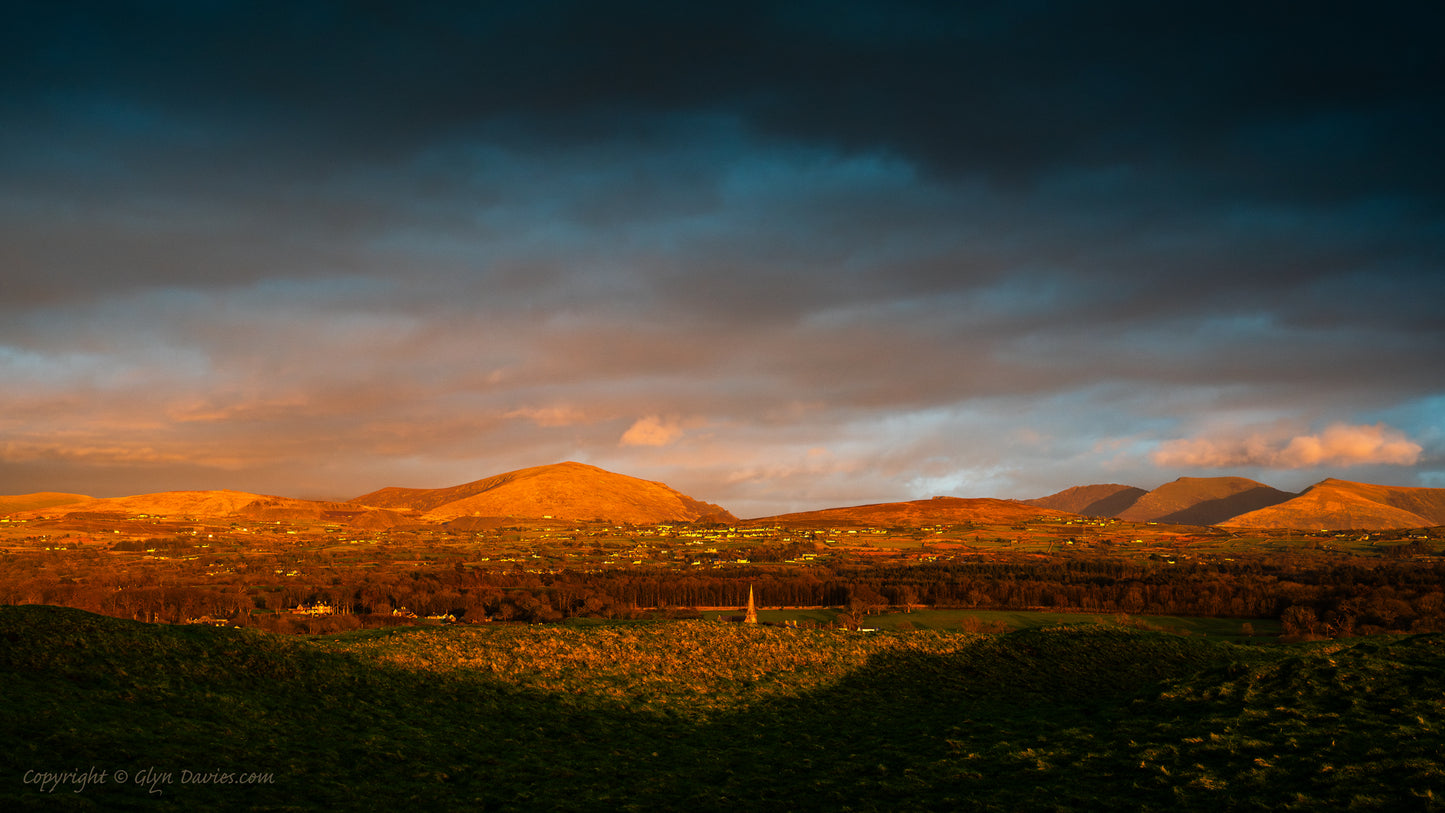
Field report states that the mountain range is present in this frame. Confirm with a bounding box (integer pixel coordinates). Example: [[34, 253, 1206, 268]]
[[3, 463, 1443, 531], [1024, 476, 1296, 526], [1025, 476, 1445, 531]]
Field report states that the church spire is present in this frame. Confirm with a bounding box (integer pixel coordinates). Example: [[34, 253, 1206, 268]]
[[744, 584, 758, 624]]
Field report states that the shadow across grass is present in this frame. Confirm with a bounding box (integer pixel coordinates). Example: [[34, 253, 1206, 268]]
[[2, 606, 1441, 811]]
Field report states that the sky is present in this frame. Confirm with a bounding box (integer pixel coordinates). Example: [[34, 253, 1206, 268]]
[[2, 1, 1443, 518]]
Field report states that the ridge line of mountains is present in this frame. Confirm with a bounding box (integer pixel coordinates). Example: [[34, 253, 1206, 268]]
[[3, 461, 1444, 531]]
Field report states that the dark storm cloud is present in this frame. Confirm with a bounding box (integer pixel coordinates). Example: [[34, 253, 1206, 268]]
[[9, 1, 1442, 180], [2, 1, 1443, 512], [6, 2, 1441, 285]]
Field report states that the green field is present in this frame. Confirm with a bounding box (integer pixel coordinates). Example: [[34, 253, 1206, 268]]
[[3, 605, 1442, 810], [698, 607, 1284, 639], [859, 608, 1284, 638]]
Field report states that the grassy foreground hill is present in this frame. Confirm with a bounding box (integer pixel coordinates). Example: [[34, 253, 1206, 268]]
[[4, 606, 1444, 811]]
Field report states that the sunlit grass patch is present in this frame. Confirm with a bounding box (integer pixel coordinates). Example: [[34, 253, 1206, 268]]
[[4, 606, 1444, 810], [326, 621, 986, 719]]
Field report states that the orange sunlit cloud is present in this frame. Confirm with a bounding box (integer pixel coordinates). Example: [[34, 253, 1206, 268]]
[[620, 416, 686, 447], [1152, 423, 1423, 469], [504, 405, 595, 428]]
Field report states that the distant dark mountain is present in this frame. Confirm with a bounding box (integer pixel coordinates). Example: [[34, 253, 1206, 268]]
[[1221, 478, 1445, 530], [1024, 484, 1146, 516], [350, 461, 736, 525], [748, 496, 1072, 527]]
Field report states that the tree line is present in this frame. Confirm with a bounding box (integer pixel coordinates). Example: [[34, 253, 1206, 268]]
[[4, 553, 1443, 638]]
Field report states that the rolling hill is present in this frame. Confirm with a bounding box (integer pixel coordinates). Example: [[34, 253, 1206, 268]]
[[750, 496, 1072, 528], [1221, 478, 1445, 530], [6, 467, 1442, 531], [231, 497, 416, 528], [1114, 477, 1296, 525], [12, 489, 277, 517], [1028, 476, 1445, 530], [0, 492, 91, 515], [1025, 477, 1296, 525], [1023, 484, 1146, 516], [6, 490, 416, 529], [351, 461, 736, 525]]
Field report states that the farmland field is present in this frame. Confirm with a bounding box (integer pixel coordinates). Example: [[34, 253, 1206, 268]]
[[3, 605, 1442, 811], [700, 607, 1285, 638], [3, 510, 1440, 638]]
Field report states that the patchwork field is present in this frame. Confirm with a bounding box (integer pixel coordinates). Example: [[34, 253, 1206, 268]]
[[4, 605, 1443, 811], [710, 607, 1286, 639]]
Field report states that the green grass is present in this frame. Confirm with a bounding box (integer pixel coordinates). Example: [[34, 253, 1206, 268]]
[[2, 605, 1442, 811], [701, 607, 1283, 638], [862, 608, 1283, 638]]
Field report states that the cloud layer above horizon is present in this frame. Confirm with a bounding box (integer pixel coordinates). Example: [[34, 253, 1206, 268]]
[[3, 1, 1443, 516]]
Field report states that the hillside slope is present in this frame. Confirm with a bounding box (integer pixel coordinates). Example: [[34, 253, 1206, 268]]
[[352, 461, 736, 524], [15, 489, 276, 517], [751, 496, 1072, 527], [0, 492, 91, 515], [9, 490, 414, 529], [1116, 477, 1295, 525], [1221, 479, 1445, 530], [1024, 484, 1146, 516]]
